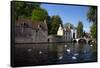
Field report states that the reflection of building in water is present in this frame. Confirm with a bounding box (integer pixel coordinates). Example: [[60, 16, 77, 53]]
[[15, 18, 48, 43]]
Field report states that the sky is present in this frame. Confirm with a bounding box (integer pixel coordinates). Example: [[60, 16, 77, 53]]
[[41, 3, 91, 32]]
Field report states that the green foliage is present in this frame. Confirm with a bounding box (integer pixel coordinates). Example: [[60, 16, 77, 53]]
[[50, 15, 62, 34], [87, 6, 97, 23], [77, 21, 83, 38], [87, 6, 97, 39], [14, 1, 40, 20], [90, 24, 96, 38], [64, 22, 73, 29], [47, 16, 52, 35], [31, 8, 48, 21]]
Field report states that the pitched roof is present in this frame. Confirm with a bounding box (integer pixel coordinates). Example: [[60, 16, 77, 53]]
[[66, 28, 71, 32], [64, 28, 71, 32], [16, 19, 48, 31]]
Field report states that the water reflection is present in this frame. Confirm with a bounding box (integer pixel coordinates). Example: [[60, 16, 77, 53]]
[[14, 43, 97, 66]]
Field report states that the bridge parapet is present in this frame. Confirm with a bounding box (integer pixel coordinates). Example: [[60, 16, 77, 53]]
[[73, 38, 92, 44]]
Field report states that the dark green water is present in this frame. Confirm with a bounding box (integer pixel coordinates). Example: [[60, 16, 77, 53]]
[[14, 43, 97, 66]]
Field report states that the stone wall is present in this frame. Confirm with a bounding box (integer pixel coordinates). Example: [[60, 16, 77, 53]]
[[15, 29, 48, 43], [48, 35, 73, 43], [48, 35, 65, 43]]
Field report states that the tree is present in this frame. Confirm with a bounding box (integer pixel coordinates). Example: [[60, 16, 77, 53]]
[[77, 21, 83, 38], [47, 16, 52, 35], [87, 6, 97, 38], [64, 22, 73, 29], [31, 8, 48, 22], [87, 6, 97, 24], [14, 1, 40, 20], [90, 24, 96, 38], [50, 15, 62, 34]]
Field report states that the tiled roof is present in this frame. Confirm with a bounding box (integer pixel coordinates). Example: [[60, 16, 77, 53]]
[[16, 19, 48, 31], [66, 28, 71, 32], [64, 28, 71, 32]]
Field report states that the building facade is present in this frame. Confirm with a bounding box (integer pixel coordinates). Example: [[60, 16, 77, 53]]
[[64, 28, 72, 42], [57, 24, 72, 42], [71, 27, 77, 39], [57, 24, 77, 42], [57, 24, 64, 36], [15, 19, 48, 43]]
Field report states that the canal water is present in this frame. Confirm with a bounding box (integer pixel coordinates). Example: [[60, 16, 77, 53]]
[[14, 43, 97, 66]]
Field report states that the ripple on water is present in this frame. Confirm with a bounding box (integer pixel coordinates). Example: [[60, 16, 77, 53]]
[[27, 48, 32, 52]]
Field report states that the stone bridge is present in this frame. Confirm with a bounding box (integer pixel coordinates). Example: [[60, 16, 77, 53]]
[[73, 38, 93, 44]]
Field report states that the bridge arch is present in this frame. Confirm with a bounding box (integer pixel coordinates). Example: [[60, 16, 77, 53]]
[[73, 39, 77, 43], [78, 39, 86, 43], [73, 38, 92, 44], [88, 39, 93, 44]]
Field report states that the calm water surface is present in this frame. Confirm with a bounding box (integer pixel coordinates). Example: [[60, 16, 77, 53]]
[[14, 43, 97, 66]]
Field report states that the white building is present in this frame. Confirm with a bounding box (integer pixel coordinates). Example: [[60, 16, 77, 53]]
[[57, 24, 77, 42], [57, 24, 72, 41], [57, 24, 64, 36], [71, 27, 77, 39], [64, 28, 72, 41]]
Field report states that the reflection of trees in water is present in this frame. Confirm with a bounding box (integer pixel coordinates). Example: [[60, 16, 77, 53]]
[[48, 43, 65, 63], [15, 44, 50, 66], [91, 43, 97, 60], [48, 44, 58, 63], [73, 43, 97, 61]]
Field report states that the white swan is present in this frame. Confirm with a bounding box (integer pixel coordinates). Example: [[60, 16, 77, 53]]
[[74, 53, 79, 56], [66, 49, 71, 53], [39, 51, 42, 54], [90, 44, 93, 47], [64, 44, 67, 48], [72, 56, 77, 60], [58, 56, 63, 60]]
